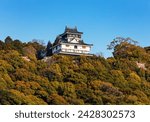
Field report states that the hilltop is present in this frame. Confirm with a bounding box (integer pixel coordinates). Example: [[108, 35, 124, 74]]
[[0, 36, 150, 105]]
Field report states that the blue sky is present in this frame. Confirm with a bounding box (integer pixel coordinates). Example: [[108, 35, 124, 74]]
[[0, 0, 150, 57]]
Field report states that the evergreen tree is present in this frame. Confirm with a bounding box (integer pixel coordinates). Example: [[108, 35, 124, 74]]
[[46, 41, 53, 56]]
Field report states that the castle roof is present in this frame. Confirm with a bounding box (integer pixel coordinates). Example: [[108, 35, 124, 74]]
[[53, 26, 93, 46], [64, 26, 83, 34], [61, 40, 93, 46]]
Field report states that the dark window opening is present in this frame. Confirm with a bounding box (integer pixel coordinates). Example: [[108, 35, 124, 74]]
[[74, 45, 77, 49]]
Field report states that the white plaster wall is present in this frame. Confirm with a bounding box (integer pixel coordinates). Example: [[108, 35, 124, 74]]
[[67, 37, 80, 43], [61, 44, 91, 53], [70, 38, 80, 43]]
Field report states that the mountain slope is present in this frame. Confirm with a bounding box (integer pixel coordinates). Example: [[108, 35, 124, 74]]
[[0, 37, 150, 105]]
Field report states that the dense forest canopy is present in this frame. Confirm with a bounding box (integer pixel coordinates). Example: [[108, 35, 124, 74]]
[[0, 36, 150, 105]]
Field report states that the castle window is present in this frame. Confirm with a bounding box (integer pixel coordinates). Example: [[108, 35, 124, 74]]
[[82, 46, 86, 49], [74, 45, 77, 49], [66, 45, 70, 47]]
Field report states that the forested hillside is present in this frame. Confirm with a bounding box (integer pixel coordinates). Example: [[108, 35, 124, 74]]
[[0, 36, 150, 105]]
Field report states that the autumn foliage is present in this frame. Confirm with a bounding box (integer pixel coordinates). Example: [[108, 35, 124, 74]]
[[0, 36, 150, 105]]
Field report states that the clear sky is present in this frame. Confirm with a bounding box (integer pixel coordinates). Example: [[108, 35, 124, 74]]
[[0, 0, 150, 57]]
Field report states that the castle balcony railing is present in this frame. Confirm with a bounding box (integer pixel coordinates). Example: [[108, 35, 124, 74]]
[[61, 48, 89, 54]]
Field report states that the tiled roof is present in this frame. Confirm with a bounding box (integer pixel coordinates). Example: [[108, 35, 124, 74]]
[[65, 26, 83, 34], [53, 26, 93, 46]]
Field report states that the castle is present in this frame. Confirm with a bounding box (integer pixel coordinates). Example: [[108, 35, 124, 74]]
[[48, 26, 93, 56]]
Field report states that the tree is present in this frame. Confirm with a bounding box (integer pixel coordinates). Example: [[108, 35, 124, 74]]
[[145, 46, 150, 54], [44, 64, 63, 82], [0, 40, 4, 50], [4, 36, 13, 43], [47, 94, 68, 105], [32, 39, 45, 46], [46, 41, 53, 56], [13, 39, 24, 54], [107, 37, 149, 61], [23, 45, 37, 60], [37, 50, 46, 59], [107, 37, 138, 50]]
